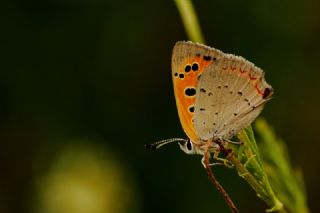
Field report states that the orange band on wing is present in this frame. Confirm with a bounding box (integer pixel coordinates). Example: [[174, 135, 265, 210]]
[[173, 56, 213, 143]]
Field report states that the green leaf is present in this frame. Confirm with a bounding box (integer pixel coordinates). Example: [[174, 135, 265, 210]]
[[254, 119, 309, 213], [236, 127, 284, 212]]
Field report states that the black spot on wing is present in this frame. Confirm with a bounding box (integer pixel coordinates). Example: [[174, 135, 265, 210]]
[[203, 55, 211, 61], [185, 65, 191, 72], [185, 88, 196, 96], [263, 88, 273, 99], [200, 88, 206, 93], [192, 63, 199, 71]]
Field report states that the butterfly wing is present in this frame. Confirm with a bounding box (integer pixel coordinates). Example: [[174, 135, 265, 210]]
[[194, 53, 273, 140], [172, 41, 223, 143]]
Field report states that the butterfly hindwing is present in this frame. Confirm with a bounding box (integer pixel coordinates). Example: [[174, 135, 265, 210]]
[[194, 53, 273, 140]]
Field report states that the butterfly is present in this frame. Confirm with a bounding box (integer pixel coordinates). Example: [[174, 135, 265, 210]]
[[146, 41, 273, 166]]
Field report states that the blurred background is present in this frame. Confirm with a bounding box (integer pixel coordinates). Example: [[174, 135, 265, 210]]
[[1, 0, 320, 212]]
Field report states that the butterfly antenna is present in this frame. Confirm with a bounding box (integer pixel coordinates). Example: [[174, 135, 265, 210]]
[[145, 138, 188, 150]]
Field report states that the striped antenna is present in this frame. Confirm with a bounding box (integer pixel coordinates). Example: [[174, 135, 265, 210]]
[[145, 138, 188, 150]]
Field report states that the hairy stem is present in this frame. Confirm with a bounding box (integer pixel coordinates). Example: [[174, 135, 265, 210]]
[[203, 149, 239, 213]]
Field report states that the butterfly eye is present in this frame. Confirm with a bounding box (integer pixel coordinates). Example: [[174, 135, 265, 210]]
[[186, 140, 192, 151]]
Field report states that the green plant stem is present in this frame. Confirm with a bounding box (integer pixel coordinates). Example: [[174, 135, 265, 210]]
[[174, 0, 205, 43]]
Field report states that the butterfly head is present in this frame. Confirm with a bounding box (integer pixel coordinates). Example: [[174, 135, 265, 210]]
[[178, 139, 204, 155]]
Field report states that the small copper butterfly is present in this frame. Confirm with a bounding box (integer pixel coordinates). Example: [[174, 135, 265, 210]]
[[146, 41, 273, 162], [146, 41, 273, 212]]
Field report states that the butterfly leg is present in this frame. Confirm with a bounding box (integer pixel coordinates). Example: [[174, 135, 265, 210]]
[[201, 156, 207, 168], [201, 140, 233, 168], [202, 147, 233, 168], [213, 156, 234, 168], [224, 138, 243, 145], [201, 156, 233, 168], [209, 162, 225, 167], [211, 143, 234, 168], [201, 155, 225, 167]]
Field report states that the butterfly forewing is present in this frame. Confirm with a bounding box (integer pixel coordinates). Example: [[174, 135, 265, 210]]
[[172, 41, 224, 143]]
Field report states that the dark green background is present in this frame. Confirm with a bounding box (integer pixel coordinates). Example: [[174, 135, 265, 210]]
[[1, 0, 320, 212]]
